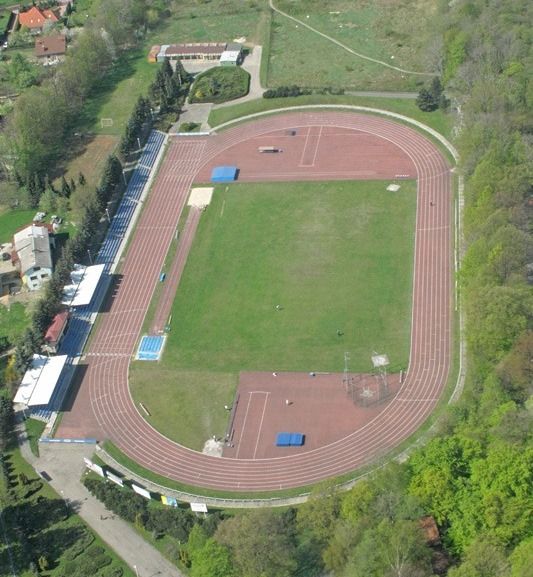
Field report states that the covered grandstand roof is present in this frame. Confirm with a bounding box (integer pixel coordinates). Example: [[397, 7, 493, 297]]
[[14, 354, 67, 407], [62, 263, 105, 307]]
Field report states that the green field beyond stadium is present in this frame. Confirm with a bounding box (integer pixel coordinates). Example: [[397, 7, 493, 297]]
[[130, 180, 416, 449]]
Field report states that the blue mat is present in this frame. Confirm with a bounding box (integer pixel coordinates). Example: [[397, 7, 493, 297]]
[[290, 433, 305, 446], [211, 166, 238, 182], [276, 432, 291, 447], [136, 335, 166, 361]]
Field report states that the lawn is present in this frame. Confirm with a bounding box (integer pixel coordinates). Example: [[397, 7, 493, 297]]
[[0, 209, 35, 243], [24, 417, 47, 456], [78, 48, 157, 136], [267, 0, 436, 90], [190, 66, 250, 103], [150, 0, 269, 47], [0, 301, 31, 352], [130, 180, 416, 449]]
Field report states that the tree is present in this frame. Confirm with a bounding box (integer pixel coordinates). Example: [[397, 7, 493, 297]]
[[0, 397, 14, 450], [448, 537, 511, 577], [344, 519, 432, 577], [190, 538, 234, 577], [216, 509, 297, 577], [40, 188, 58, 214], [25, 173, 40, 208], [60, 175, 71, 198], [296, 480, 340, 547], [78, 171, 86, 186], [509, 537, 533, 577], [38, 556, 49, 571], [340, 479, 375, 523], [497, 331, 533, 403], [8, 53, 40, 89], [409, 436, 482, 525], [416, 88, 439, 112]]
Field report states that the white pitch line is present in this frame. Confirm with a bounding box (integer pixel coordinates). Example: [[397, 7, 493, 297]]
[[253, 393, 270, 459]]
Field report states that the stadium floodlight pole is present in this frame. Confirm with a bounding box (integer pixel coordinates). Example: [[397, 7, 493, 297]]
[[105, 208, 111, 223], [122, 169, 127, 185], [87, 249, 93, 265], [133, 565, 139, 577]]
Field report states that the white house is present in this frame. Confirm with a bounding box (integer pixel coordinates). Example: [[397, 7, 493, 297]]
[[13, 224, 53, 291]]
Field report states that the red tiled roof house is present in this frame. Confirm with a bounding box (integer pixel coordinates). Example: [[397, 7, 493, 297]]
[[35, 34, 66, 65], [17, 6, 59, 34]]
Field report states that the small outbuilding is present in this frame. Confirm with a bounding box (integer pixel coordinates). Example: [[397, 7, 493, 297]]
[[220, 42, 243, 66], [43, 309, 70, 354]]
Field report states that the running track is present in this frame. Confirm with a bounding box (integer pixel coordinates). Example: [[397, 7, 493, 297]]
[[58, 112, 452, 491]]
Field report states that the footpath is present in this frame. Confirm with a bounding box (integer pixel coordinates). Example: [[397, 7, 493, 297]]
[[16, 416, 184, 577]]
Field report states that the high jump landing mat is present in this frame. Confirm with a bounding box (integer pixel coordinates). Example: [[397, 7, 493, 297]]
[[211, 166, 238, 182], [136, 335, 166, 361]]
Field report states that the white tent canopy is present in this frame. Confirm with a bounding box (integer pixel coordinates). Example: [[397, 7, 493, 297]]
[[14, 354, 68, 407], [62, 263, 105, 307]]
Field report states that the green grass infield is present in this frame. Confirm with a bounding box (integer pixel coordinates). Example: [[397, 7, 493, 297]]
[[130, 179, 416, 450]]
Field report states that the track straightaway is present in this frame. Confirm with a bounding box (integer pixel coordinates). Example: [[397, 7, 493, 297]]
[[58, 112, 452, 491]]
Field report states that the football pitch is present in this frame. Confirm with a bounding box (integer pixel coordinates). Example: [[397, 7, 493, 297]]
[[130, 179, 416, 448]]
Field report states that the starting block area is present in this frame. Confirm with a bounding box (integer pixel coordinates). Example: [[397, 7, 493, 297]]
[[136, 335, 166, 361], [276, 432, 305, 447]]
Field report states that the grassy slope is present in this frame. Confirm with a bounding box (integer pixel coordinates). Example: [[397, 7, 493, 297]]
[[130, 180, 416, 449], [79, 48, 157, 136], [267, 0, 437, 90], [149, 1, 267, 46], [209, 94, 452, 140]]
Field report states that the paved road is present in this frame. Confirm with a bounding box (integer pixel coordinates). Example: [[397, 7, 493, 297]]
[[16, 415, 184, 577]]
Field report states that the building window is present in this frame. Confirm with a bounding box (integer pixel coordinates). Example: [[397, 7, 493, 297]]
[[30, 275, 37, 280]]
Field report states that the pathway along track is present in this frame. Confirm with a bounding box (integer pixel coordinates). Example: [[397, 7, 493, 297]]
[[65, 111, 452, 492]]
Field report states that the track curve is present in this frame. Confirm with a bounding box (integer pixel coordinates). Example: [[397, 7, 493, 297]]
[[60, 112, 452, 491]]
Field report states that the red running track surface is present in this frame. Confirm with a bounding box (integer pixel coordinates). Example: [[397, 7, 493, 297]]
[[57, 112, 452, 491]]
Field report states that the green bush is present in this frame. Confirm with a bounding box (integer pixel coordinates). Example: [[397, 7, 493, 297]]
[[63, 530, 94, 561], [263, 85, 312, 98], [100, 567, 124, 577], [189, 67, 250, 104]]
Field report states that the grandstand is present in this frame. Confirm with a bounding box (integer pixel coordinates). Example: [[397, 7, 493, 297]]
[[30, 131, 166, 422]]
